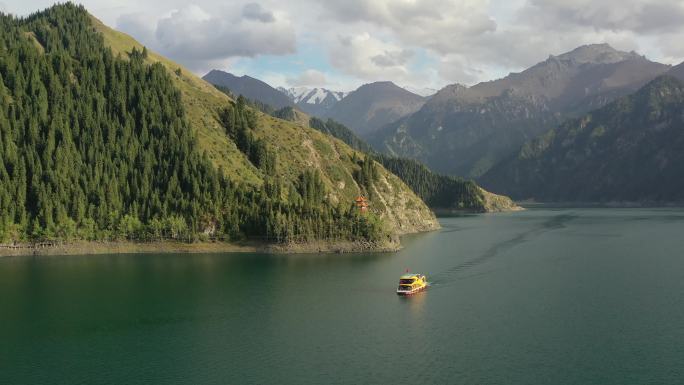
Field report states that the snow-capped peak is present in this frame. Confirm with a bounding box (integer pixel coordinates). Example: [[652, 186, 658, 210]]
[[280, 87, 348, 105]]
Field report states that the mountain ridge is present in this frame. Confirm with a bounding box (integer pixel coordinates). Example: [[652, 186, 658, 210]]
[[202, 70, 294, 110], [280, 87, 347, 104], [279, 86, 347, 116], [324, 81, 425, 137], [480, 75, 684, 202], [372, 44, 671, 178], [668, 61, 684, 81]]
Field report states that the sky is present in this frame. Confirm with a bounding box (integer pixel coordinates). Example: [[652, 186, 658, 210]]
[[6, 0, 684, 92]]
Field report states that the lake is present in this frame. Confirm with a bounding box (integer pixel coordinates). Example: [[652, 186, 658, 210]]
[[2, 208, 684, 384]]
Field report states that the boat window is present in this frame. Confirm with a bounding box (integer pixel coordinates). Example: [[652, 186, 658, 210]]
[[399, 279, 414, 284]]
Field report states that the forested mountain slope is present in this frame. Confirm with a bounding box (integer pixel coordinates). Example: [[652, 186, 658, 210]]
[[201, 70, 520, 212], [305, 118, 519, 212], [0, 4, 438, 245], [202, 72, 520, 212], [480, 76, 684, 202]]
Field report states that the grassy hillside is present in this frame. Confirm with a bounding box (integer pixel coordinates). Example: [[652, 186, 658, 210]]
[[89, 16, 262, 185], [303, 116, 520, 212], [90, 15, 438, 235]]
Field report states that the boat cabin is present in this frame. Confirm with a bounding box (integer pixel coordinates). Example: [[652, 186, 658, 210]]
[[396, 273, 427, 295]]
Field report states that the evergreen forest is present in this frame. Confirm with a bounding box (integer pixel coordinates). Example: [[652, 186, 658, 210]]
[[0, 4, 385, 244]]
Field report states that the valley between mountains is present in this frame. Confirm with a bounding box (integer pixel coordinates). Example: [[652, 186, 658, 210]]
[[204, 43, 684, 206]]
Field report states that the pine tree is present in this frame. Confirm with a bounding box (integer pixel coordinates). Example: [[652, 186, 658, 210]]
[[0, 4, 387, 245]]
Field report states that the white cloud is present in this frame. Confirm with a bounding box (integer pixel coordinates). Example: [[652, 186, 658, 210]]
[[116, 12, 156, 45], [655, 33, 684, 63], [524, 0, 684, 34], [23, 0, 682, 90], [286, 69, 328, 87], [242, 2, 275, 23], [501, 0, 684, 69], [372, 49, 413, 67], [116, 3, 296, 72], [312, 0, 497, 55], [438, 55, 482, 85], [329, 33, 412, 80], [304, 0, 684, 86]]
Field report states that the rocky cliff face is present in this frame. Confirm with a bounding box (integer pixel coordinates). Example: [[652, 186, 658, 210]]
[[480, 189, 524, 212]]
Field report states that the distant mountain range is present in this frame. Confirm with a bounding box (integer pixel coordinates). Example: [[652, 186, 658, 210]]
[[480, 74, 684, 202], [199, 70, 513, 209], [202, 44, 684, 204], [202, 70, 294, 109], [370, 44, 671, 178], [280, 82, 427, 137], [324, 81, 426, 137], [203, 72, 427, 139]]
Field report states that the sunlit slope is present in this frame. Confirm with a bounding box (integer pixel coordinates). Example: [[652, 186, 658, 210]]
[[91, 16, 438, 234], [89, 15, 261, 184]]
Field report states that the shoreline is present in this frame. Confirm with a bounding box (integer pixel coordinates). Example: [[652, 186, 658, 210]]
[[432, 206, 525, 216], [432, 204, 525, 216], [517, 201, 684, 209], [0, 238, 402, 258]]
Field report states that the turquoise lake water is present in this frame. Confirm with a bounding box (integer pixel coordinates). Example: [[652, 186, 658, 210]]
[[2, 208, 684, 384]]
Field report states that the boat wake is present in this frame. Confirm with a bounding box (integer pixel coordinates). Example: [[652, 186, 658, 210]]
[[429, 213, 576, 289]]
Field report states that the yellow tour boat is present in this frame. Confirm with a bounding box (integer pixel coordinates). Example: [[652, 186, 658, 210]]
[[396, 273, 428, 295]]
